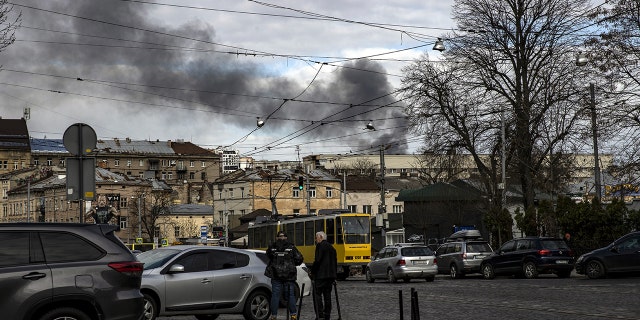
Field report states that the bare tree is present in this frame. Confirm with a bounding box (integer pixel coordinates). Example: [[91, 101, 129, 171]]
[[0, 1, 19, 58], [413, 148, 467, 184], [350, 157, 379, 176], [585, 0, 640, 182], [400, 0, 592, 210]]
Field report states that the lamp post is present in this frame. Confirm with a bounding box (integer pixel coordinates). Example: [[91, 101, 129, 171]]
[[576, 53, 602, 201], [133, 193, 145, 239]]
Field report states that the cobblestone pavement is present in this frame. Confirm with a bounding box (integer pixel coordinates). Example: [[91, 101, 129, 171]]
[[160, 273, 640, 320]]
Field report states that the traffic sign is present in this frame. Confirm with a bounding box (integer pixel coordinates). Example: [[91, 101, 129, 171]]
[[63, 123, 97, 156]]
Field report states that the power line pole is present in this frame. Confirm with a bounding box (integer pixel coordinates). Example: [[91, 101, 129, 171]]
[[590, 83, 602, 201]]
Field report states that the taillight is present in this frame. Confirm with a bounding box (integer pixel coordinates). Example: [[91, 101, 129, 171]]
[[109, 261, 144, 277], [538, 249, 551, 256], [397, 259, 406, 266], [433, 258, 437, 264], [462, 253, 467, 259]]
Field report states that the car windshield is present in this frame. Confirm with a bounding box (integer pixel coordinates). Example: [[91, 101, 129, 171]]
[[401, 246, 433, 257], [137, 249, 182, 269], [467, 243, 492, 253], [540, 239, 570, 250]]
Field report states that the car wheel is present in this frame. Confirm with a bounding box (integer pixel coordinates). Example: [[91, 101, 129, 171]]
[[243, 290, 271, 320], [586, 260, 605, 279], [425, 276, 435, 282], [195, 315, 220, 320], [142, 293, 158, 320], [450, 264, 463, 279], [39, 307, 91, 320], [481, 264, 495, 280], [365, 268, 375, 283], [387, 269, 397, 283], [523, 261, 539, 279]]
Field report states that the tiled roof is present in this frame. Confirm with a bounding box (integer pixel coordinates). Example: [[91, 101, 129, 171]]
[[96, 138, 174, 154], [30, 138, 68, 153], [171, 141, 215, 156], [0, 118, 29, 150]]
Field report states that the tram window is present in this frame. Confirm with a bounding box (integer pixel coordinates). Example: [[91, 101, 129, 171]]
[[267, 225, 276, 244], [294, 222, 304, 246], [282, 224, 292, 239], [326, 219, 335, 244], [335, 217, 343, 244], [248, 229, 254, 247], [305, 221, 315, 245], [315, 220, 324, 237]]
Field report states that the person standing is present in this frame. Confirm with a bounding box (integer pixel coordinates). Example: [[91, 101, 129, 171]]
[[312, 231, 337, 320], [265, 231, 303, 320], [85, 194, 118, 225]]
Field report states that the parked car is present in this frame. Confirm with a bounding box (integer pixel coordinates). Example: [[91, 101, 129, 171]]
[[480, 237, 574, 279], [436, 230, 493, 279], [575, 231, 640, 279], [137, 245, 272, 320], [365, 243, 437, 283], [0, 223, 144, 320]]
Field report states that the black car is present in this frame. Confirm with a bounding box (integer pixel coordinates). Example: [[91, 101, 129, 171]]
[[480, 237, 574, 279], [575, 231, 640, 279], [0, 223, 144, 320]]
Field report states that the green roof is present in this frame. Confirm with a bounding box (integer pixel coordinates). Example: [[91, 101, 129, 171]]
[[395, 182, 482, 202]]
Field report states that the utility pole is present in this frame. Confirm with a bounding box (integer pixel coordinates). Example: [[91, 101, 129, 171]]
[[590, 83, 602, 201], [379, 145, 387, 227]]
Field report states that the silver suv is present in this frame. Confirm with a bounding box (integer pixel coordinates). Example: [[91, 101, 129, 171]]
[[0, 223, 144, 320], [365, 243, 437, 283], [436, 230, 493, 279]]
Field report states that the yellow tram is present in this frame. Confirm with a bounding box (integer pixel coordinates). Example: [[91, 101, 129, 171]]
[[248, 209, 371, 280]]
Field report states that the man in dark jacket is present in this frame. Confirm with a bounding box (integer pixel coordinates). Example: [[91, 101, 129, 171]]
[[311, 231, 337, 320], [265, 231, 303, 320]]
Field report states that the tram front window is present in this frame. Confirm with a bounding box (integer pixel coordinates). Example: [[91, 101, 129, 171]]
[[341, 216, 370, 244]]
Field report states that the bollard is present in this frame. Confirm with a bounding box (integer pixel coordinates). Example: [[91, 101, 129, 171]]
[[333, 281, 343, 320], [411, 288, 421, 320], [398, 289, 404, 320]]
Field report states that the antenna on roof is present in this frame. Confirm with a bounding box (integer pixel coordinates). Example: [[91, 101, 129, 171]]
[[23, 107, 31, 120]]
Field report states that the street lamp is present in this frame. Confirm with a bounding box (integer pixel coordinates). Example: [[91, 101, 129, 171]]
[[575, 52, 602, 200], [433, 38, 446, 52]]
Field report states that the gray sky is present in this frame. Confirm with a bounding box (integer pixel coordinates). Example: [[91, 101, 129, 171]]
[[0, 0, 454, 160]]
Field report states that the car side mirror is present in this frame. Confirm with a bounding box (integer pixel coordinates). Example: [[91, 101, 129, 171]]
[[610, 246, 619, 253], [169, 264, 185, 273]]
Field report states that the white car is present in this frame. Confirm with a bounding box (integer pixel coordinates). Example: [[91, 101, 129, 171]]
[[247, 249, 312, 300]]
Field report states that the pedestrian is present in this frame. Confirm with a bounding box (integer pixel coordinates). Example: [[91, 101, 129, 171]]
[[311, 231, 337, 320], [265, 231, 303, 320]]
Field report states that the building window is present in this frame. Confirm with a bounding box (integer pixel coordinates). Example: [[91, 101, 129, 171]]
[[348, 205, 357, 213], [174, 226, 180, 237], [189, 172, 195, 179], [119, 216, 128, 229], [190, 161, 195, 167], [154, 226, 160, 238], [127, 160, 131, 167], [139, 159, 144, 166], [114, 159, 120, 167], [201, 172, 206, 180], [120, 197, 128, 208], [240, 187, 245, 198], [162, 159, 167, 167], [59, 159, 65, 167], [229, 188, 234, 198], [308, 187, 316, 198], [326, 187, 333, 198], [393, 205, 403, 213], [293, 209, 300, 214], [167, 172, 173, 179], [13, 161, 18, 169], [363, 205, 372, 214], [33, 158, 39, 165], [201, 161, 206, 168], [292, 187, 300, 198]]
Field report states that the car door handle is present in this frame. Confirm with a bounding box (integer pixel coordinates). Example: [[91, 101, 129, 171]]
[[201, 278, 212, 284], [23, 272, 47, 280], [239, 274, 251, 280]]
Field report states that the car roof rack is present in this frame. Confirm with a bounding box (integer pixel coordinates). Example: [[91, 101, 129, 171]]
[[446, 229, 483, 242], [394, 243, 428, 247]]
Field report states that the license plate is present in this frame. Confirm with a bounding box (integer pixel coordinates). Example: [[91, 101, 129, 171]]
[[556, 260, 568, 264], [413, 260, 428, 265]]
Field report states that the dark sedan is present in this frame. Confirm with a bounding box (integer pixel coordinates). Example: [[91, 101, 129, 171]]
[[575, 231, 640, 279]]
